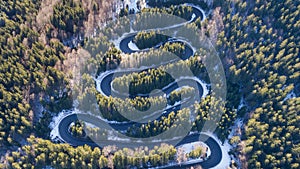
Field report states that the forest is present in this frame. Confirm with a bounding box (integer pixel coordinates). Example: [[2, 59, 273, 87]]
[[4, 136, 179, 169], [133, 31, 169, 49], [1, 0, 299, 168], [215, 0, 300, 168], [141, 5, 195, 21], [132, 5, 196, 32], [112, 68, 175, 95], [0, 0, 71, 147], [147, 0, 208, 10]]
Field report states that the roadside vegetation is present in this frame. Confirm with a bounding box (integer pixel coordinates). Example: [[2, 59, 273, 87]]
[[1, 0, 299, 168]]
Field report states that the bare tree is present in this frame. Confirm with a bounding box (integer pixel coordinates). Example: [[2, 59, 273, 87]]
[[102, 145, 118, 156], [176, 147, 187, 165], [205, 7, 224, 45], [190, 165, 203, 169], [108, 154, 114, 169]]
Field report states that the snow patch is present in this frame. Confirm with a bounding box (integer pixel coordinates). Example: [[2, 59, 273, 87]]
[[228, 118, 243, 139], [128, 40, 140, 51], [185, 3, 207, 21], [283, 90, 296, 102], [177, 141, 208, 155], [238, 97, 246, 110], [125, 0, 139, 12], [49, 109, 76, 141], [107, 135, 131, 142], [202, 132, 231, 169]]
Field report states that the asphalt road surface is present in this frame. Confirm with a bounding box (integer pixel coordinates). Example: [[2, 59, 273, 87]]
[[56, 4, 223, 169]]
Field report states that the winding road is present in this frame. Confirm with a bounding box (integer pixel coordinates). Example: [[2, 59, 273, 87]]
[[58, 114, 222, 168], [55, 3, 223, 169]]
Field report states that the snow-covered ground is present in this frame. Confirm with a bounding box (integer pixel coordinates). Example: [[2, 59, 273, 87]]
[[238, 97, 246, 110], [228, 118, 243, 139], [125, 0, 139, 12], [150, 136, 182, 143], [283, 90, 296, 102], [49, 109, 74, 141], [128, 40, 140, 51], [107, 135, 131, 142], [178, 141, 209, 155], [49, 2, 231, 168], [98, 66, 209, 98], [50, 108, 232, 168], [111, 10, 200, 49], [49, 108, 127, 141], [227, 118, 244, 168], [202, 132, 231, 169], [185, 3, 207, 21], [110, 75, 208, 98], [148, 132, 231, 169], [96, 63, 209, 99]]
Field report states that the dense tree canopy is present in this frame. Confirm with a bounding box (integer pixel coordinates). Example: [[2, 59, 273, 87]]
[[133, 31, 169, 49], [4, 136, 178, 169], [215, 0, 300, 168], [1, 0, 300, 169], [51, 0, 86, 38], [0, 0, 69, 146]]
